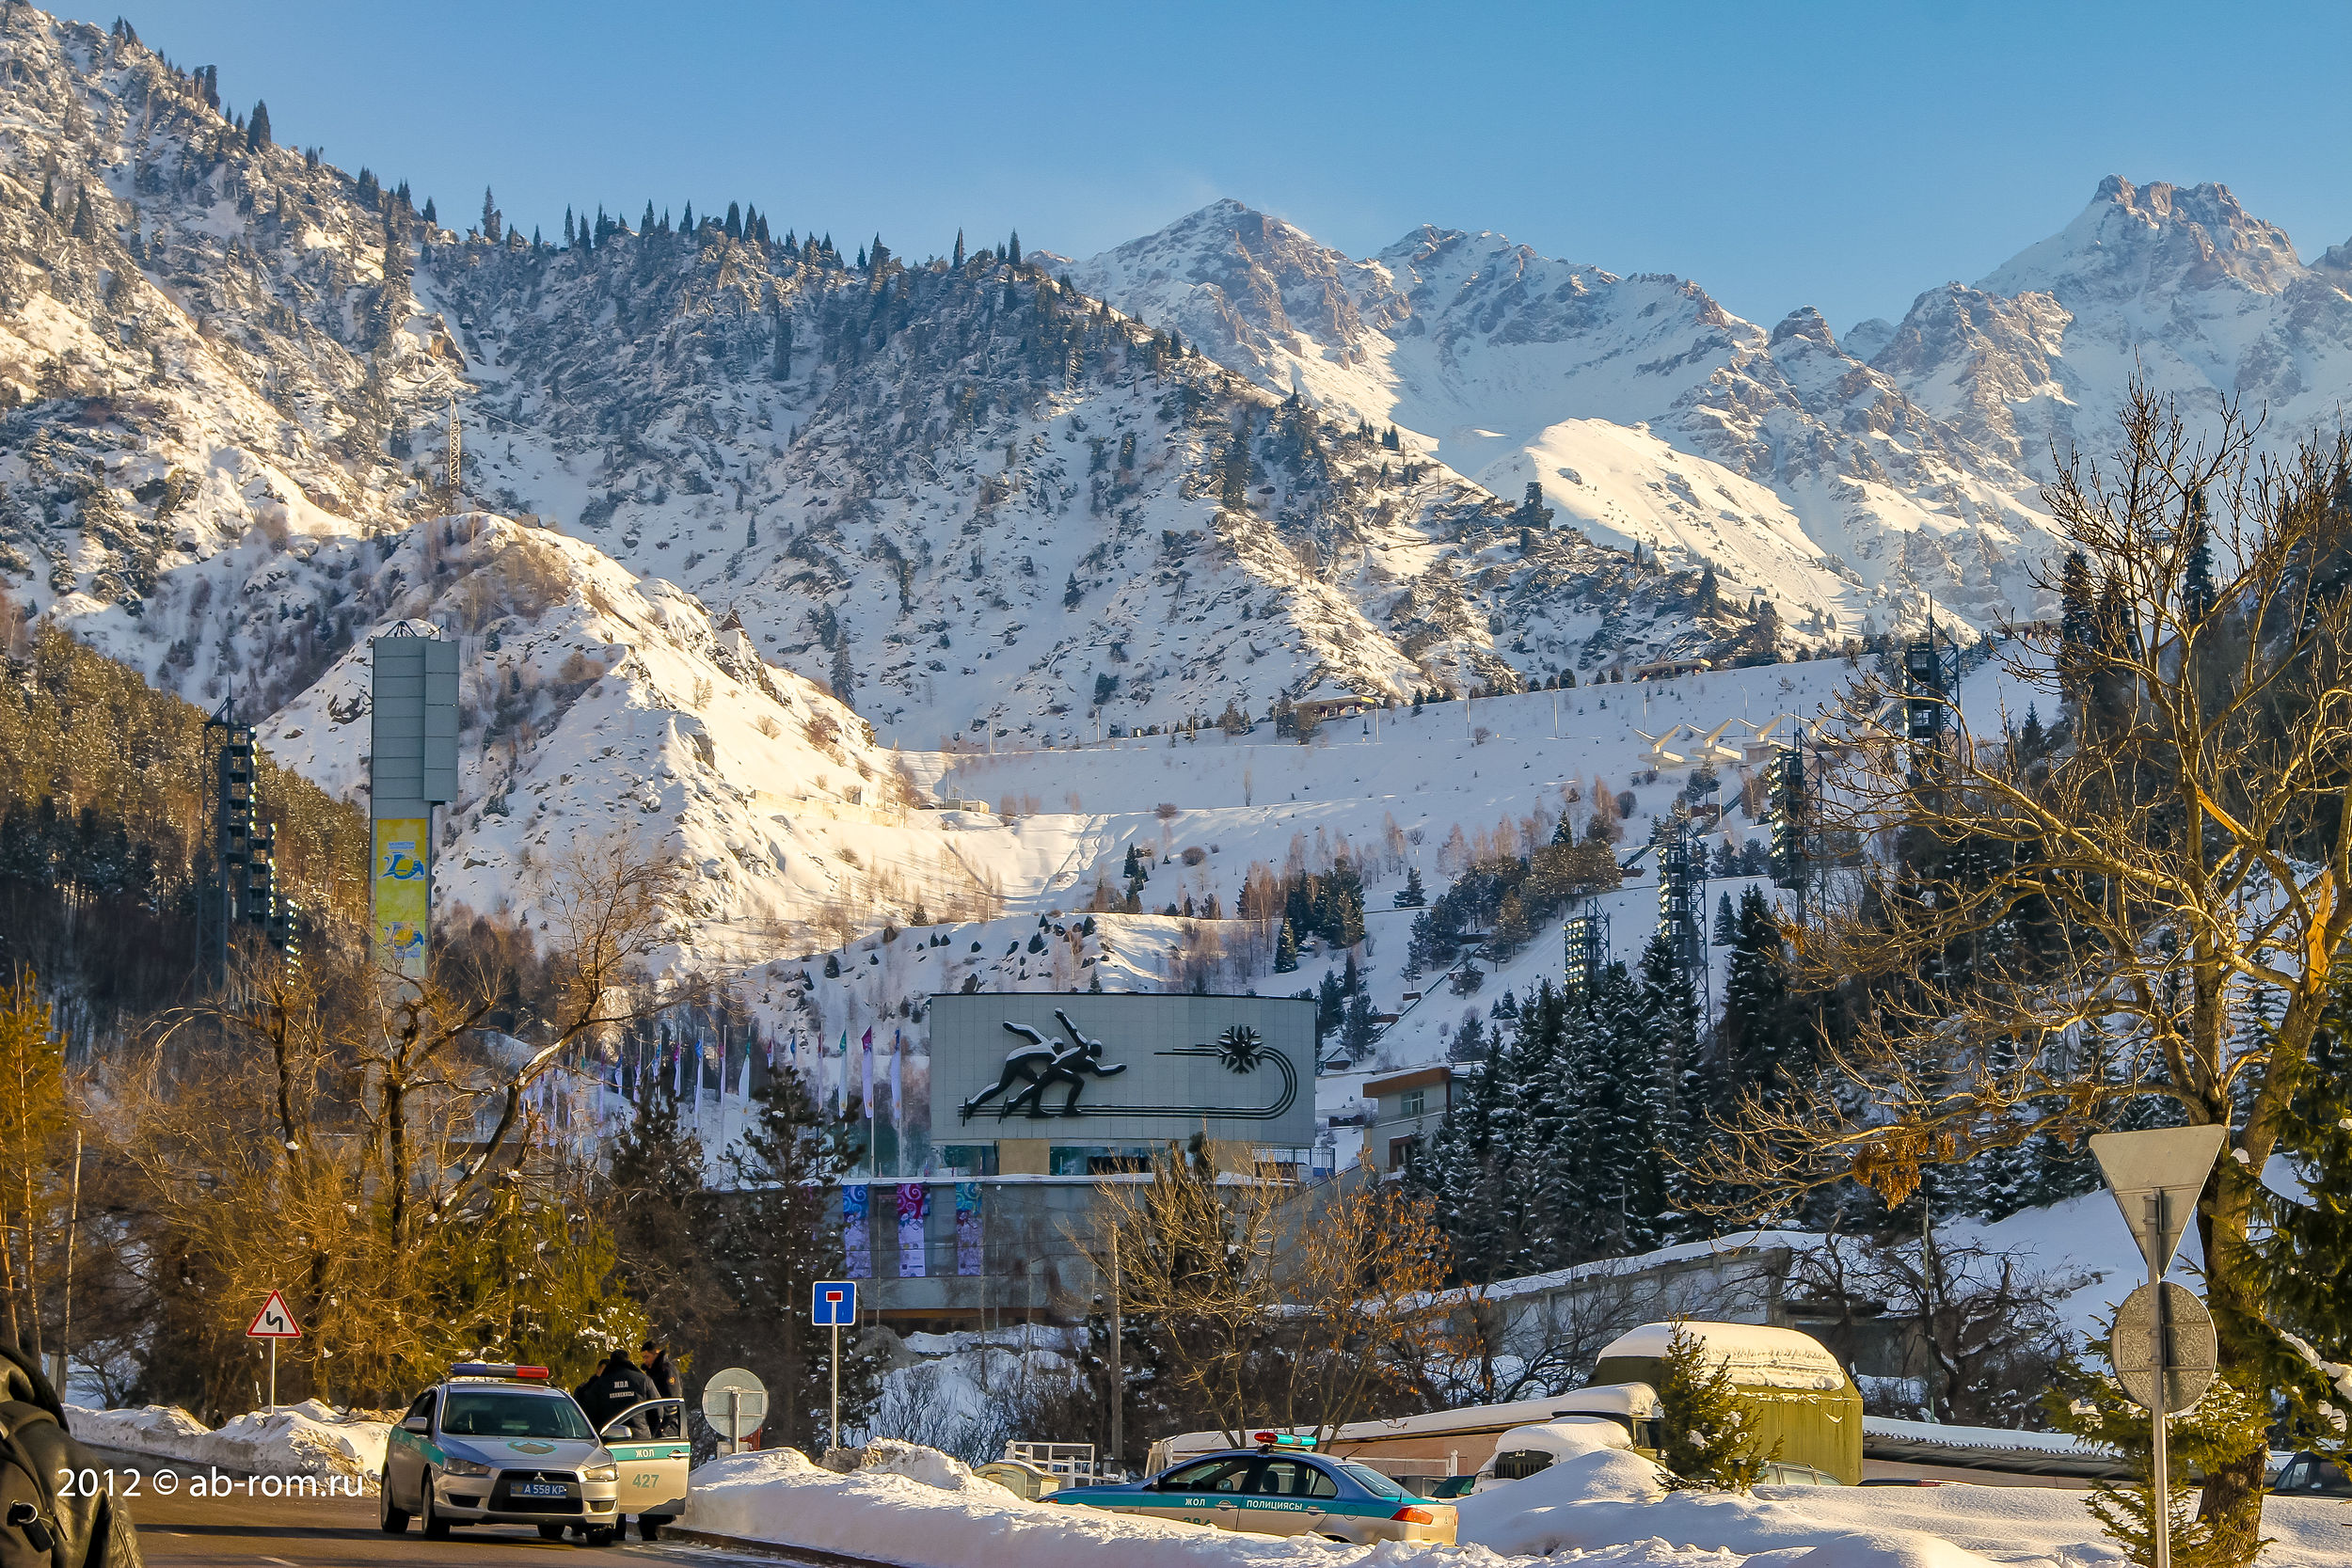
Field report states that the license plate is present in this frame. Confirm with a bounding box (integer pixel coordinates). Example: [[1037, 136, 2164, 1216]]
[[511, 1483, 567, 1497]]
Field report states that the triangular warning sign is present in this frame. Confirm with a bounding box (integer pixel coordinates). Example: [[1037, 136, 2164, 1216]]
[[245, 1289, 303, 1339], [2090, 1124, 2229, 1275]]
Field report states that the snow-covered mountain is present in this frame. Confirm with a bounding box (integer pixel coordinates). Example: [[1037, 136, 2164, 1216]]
[[2, 4, 2350, 958], [1073, 185, 2352, 637], [1873, 175, 2352, 475], [1070, 200, 2056, 635]]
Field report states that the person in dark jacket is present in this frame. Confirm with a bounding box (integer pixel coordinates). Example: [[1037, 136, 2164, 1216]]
[[0, 1342, 140, 1567], [639, 1338, 680, 1437], [572, 1347, 659, 1437]]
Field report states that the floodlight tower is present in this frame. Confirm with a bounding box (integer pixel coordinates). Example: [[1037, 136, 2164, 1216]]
[[1656, 817, 1709, 1015], [1769, 738, 1810, 923], [1562, 906, 1610, 1006]]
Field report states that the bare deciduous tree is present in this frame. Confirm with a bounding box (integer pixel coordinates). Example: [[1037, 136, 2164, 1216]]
[[1088, 1140, 1469, 1446], [1690, 391, 2352, 1562]]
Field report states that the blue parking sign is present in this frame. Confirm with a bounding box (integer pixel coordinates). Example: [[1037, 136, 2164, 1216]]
[[813, 1280, 856, 1325]]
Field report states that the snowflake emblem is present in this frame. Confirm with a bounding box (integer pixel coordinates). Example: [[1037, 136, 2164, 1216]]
[[1213, 1025, 1264, 1073]]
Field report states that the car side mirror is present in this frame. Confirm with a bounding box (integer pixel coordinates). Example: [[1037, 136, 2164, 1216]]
[[403, 1417, 428, 1433]]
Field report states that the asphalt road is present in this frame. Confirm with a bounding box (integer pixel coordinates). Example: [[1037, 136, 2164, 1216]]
[[87, 1448, 764, 1568]]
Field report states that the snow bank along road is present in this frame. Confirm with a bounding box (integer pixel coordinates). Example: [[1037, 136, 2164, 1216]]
[[681, 1437, 2352, 1568]]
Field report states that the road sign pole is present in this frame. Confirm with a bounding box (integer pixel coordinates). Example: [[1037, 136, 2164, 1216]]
[[830, 1322, 840, 1452], [2148, 1192, 2171, 1568], [268, 1338, 277, 1417], [728, 1387, 740, 1455]]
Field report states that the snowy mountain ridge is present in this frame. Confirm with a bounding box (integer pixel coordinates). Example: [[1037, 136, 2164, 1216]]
[[0, 7, 2347, 960], [1072, 180, 2352, 641]]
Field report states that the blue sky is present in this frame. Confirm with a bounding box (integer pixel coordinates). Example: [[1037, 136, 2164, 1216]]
[[75, 1, 2352, 332]]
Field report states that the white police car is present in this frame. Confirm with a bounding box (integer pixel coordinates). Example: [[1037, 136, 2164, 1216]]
[[1046, 1433, 1457, 1545], [379, 1364, 627, 1544]]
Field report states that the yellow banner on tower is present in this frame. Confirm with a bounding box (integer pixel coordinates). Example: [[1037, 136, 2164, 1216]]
[[373, 817, 430, 978]]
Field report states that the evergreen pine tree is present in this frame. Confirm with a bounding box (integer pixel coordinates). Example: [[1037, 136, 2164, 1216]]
[[246, 98, 270, 150], [1273, 919, 1298, 973], [2248, 988, 2352, 1458], [953, 229, 965, 268], [1716, 886, 1794, 1117], [1637, 931, 1703, 1227], [37, 173, 52, 214], [1695, 562, 1720, 618], [2183, 486, 2217, 626], [1656, 1324, 1771, 1491], [829, 637, 855, 706], [642, 200, 656, 235], [716, 1054, 873, 1450], [1713, 892, 1736, 946], [725, 201, 742, 240], [1395, 865, 1425, 909], [1008, 228, 1021, 264], [2058, 548, 2096, 707], [421, 197, 436, 226], [681, 200, 694, 232]]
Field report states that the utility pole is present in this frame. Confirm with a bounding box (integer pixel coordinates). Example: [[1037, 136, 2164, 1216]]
[[1107, 1226, 1123, 1475]]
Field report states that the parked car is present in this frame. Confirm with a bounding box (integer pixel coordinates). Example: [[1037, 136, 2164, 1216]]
[[1047, 1433, 1457, 1545], [2272, 1452, 2352, 1498]]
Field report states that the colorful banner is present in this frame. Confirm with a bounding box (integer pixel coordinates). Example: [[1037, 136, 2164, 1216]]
[[954, 1182, 983, 1276], [842, 1183, 870, 1277], [896, 1183, 929, 1278], [372, 817, 430, 978]]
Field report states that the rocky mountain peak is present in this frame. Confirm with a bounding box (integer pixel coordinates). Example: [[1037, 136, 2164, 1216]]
[[1978, 174, 2305, 301], [1767, 306, 1837, 352]]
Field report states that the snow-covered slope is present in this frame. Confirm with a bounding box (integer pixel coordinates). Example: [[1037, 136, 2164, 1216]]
[[1073, 201, 2058, 635]]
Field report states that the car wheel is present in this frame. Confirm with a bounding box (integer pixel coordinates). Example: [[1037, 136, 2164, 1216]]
[[584, 1526, 617, 1546], [538, 1524, 566, 1541], [378, 1467, 409, 1533], [637, 1517, 664, 1543], [420, 1476, 451, 1540]]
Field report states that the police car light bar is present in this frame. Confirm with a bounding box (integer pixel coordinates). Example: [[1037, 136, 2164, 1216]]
[[1250, 1431, 1316, 1449], [448, 1363, 550, 1381]]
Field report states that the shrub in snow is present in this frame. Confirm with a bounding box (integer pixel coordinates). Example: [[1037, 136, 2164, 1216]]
[[1655, 1322, 1770, 1492]]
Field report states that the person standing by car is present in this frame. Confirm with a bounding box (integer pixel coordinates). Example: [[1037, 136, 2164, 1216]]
[[574, 1346, 659, 1438], [640, 1338, 681, 1437]]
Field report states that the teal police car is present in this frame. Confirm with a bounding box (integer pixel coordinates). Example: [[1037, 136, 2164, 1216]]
[[380, 1364, 630, 1544], [1045, 1433, 1458, 1545]]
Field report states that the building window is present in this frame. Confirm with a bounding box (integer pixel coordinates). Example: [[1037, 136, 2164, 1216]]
[[1399, 1088, 1425, 1117], [1050, 1145, 1153, 1175], [1388, 1136, 1415, 1172], [939, 1144, 998, 1176]]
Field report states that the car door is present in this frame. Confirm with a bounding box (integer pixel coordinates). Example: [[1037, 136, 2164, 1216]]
[[1144, 1458, 1255, 1528], [600, 1401, 691, 1515], [1200, 1459, 1263, 1531], [390, 1391, 436, 1508], [1238, 1458, 1339, 1537]]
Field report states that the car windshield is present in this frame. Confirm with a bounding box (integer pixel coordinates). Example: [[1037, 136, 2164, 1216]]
[[440, 1390, 592, 1440], [1335, 1462, 1407, 1499]]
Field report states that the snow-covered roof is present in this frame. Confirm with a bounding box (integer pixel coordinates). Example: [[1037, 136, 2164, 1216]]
[[1595, 1321, 1849, 1390]]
